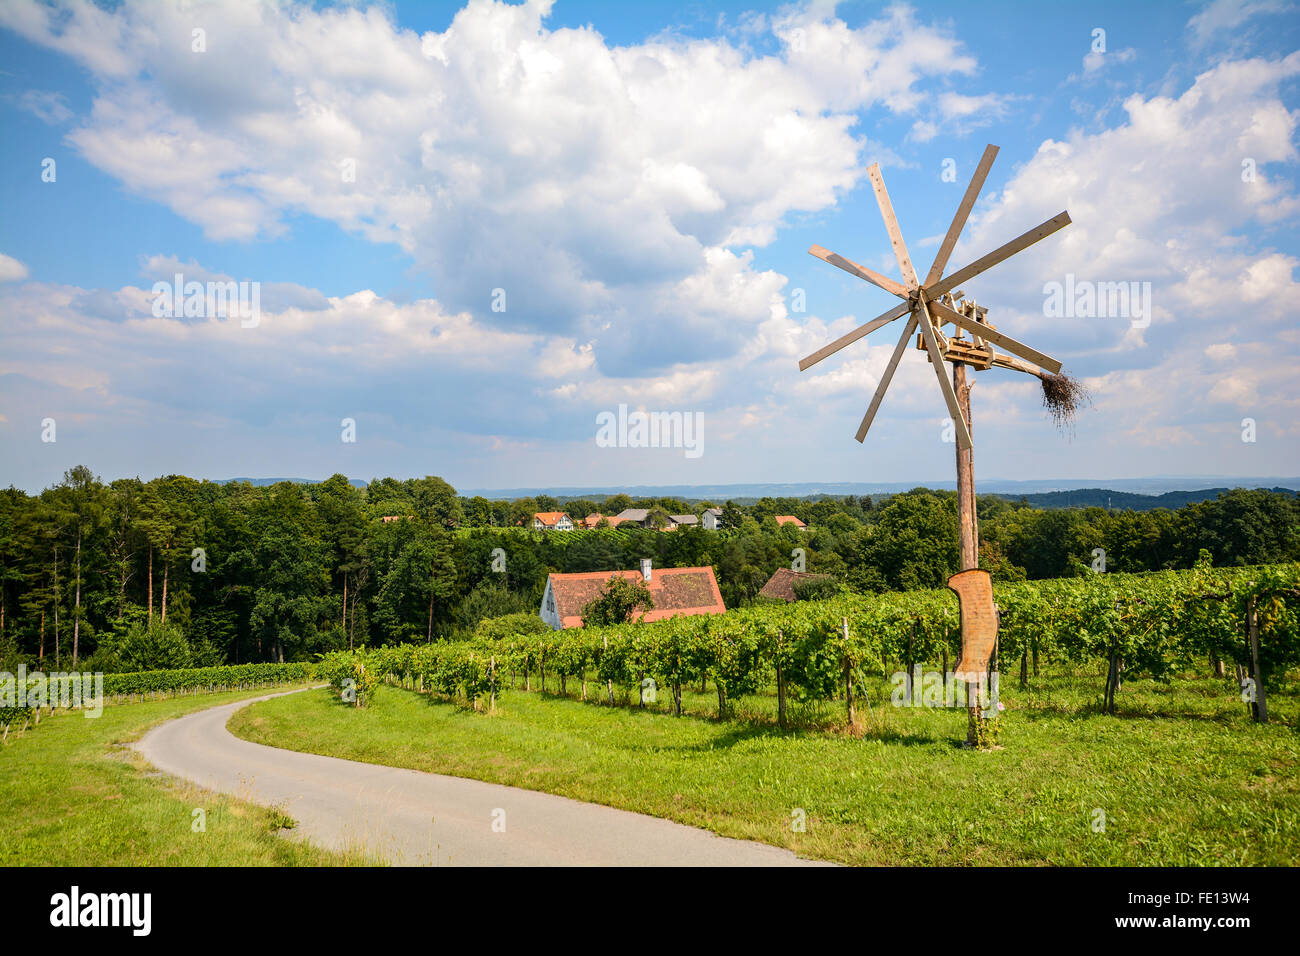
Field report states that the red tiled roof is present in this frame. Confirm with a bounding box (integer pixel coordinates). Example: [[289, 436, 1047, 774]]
[[775, 515, 807, 527], [759, 567, 829, 602], [533, 511, 570, 526], [546, 566, 726, 629]]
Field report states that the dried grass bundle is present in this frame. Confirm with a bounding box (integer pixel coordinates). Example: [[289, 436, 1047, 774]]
[[1040, 372, 1090, 431]]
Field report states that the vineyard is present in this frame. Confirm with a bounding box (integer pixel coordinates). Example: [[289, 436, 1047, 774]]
[[0, 662, 313, 738], [319, 562, 1300, 727]]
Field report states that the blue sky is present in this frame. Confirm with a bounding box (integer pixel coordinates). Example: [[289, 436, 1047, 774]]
[[1, 0, 1298, 494]]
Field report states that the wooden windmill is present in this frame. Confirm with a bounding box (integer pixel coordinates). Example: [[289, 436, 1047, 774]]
[[800, 144, 1073, 572], [799, 146, 1076, 734]]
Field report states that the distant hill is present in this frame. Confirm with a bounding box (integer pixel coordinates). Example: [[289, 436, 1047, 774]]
[[205, 476, 1300, 511], [216, 477, 369, 489], [988, 487, 1299, 511], [461, 477, 1300, 504]]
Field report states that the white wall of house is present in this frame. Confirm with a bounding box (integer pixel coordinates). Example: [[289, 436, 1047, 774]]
[[539, 579, 563, 629]]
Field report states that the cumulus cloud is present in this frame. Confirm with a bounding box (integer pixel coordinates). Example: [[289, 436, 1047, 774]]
[[0, 253, 30, 282], [0, 0, 994, 369]]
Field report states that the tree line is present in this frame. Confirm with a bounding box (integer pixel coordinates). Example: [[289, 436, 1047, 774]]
[[0, 465, 1295, 671]]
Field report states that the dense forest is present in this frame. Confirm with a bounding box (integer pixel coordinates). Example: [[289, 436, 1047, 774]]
[[1, 465, 1296, 672]]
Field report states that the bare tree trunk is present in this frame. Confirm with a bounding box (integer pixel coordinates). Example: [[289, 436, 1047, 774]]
[[72, 528, 82, 666], [160, 555, 169, 627], [148, 545, 154, 625], [52, 545, 60, 668], [427, 592, 434, 643], [342, 575, 348, 641], [38, 608, 46, 662]]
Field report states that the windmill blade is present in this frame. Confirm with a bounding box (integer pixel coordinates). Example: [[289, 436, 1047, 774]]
[[809, 245, 909, 298], [855, 310, 920, 442], [924, 144, 999, 288], [798, 300, 912, 372], [867, 164, 920, 289], [926, 298, 1063, 374], [929, 211, 1072, 300], [916, 299, 972, 450]]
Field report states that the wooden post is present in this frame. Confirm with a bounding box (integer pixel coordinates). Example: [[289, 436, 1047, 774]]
[[489, 655, 496, 712], [1247, 596, 1267, 724], [953, 361, 977, 571], [953, 361, 980, 744], [842, 618, 855, 727], [776, 629, 787, 729], [604, 635, 614, 705]]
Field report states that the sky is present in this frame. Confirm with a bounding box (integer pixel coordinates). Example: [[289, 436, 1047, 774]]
[[0, 0, 1298, 495]]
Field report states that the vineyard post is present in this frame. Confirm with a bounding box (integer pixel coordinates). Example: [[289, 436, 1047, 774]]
[[604, 635, 613, 705], [490, 655, 496, 712], [776, 628, 787, 730], [1247, 595, 1267, 723], [842, 618, 855, 728]]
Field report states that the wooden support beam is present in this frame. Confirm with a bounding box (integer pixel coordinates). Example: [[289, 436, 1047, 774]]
[[924, 144, 998, 288], [990, 351, 1044, 377], [798, 300, 911, 372], [867, 164, 920, 290], [855, 310, 920, 443], [926, 298, 1062, 374], [808, 245, 909, 299], [917, 297, 972, 450], [928, 211, 1072, 300]]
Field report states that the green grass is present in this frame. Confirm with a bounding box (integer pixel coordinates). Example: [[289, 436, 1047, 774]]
[[230, 668, 1300, 866], [1, 686, 374, 866]]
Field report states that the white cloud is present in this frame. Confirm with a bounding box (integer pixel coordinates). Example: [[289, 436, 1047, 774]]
[[0, 253, 29, 282], [1188, 0, 1294, 50], [14, 89, 72, 123], [0, 0, 995, 362]]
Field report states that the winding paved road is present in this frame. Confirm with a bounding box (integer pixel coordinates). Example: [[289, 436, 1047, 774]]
[[134, 689, 825, 866]]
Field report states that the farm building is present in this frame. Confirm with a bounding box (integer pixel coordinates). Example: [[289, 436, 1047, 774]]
[[539, 561, 726, 629]]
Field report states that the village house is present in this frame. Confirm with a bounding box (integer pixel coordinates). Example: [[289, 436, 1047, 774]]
[[775, 515, 807, 530], [539, 560, 726, 629], [701, 507, 723, 530], [610, 507, 653, 527], [532, 511, 574, 531]]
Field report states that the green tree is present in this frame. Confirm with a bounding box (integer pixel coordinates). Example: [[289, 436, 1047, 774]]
[[581, 575, 655, 626]]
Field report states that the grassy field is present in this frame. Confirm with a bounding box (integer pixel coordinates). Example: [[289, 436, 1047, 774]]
[[0, 687, 373, 866], [230, 669, 1300, 866]]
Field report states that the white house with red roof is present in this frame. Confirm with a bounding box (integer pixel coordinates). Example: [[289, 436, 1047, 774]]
[[532, 511, 574, 531]]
